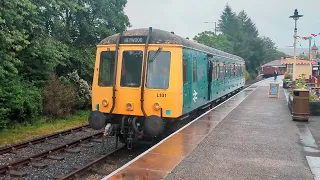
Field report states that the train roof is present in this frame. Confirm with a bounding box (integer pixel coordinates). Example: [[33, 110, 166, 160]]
[[99, 28, 245, 62]]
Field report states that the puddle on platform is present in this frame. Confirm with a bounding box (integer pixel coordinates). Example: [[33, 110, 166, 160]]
[[297, 124, 318, 148], [304, 147, 320, 153]]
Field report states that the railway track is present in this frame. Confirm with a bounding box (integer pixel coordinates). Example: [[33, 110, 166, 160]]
[[0, 82, 260, 179], [0, 124, 90, 155], [0, 125, 115, 179]]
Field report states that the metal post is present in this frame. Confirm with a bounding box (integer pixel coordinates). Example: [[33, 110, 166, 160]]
[[309, 39, 311, 60], [293, 20, 297, 81], [214, 22, 217, 35], [204, 21, 218, 35], [290, 9, 303, 81]]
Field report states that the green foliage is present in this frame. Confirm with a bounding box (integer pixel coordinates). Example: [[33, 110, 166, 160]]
[[299, 53, 309, 60], [43, 75, 78, 119], [309, 89, 320, 102], [211, 4, 288, 76], [59, 70, 92, 109], [0, 79, 42, 129], [20, 37, 70, 87], [193, 31, 234, 53], [0, 0, 130, 129], [295, 74, 308, 89], [0, 0, 37, 81]]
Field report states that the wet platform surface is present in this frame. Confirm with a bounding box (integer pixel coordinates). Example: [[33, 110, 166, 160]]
[[103, 76, 318, 180]]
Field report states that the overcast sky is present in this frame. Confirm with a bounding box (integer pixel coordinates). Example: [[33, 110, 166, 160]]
[[124, 0, 320, 50]]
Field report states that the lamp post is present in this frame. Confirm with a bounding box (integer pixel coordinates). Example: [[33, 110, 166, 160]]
[[289, 9, 303, 81], [204, 21, 218, 35]]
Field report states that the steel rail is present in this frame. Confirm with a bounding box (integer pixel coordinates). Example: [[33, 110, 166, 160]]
[[0, 131, 102, 175], [0, 124, 90, 155], [59, 146, 124, 180]]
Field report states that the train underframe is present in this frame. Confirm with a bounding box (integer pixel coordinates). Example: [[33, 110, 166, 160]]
[[89, 112, 171, 149], [89, 87, 244, 150]]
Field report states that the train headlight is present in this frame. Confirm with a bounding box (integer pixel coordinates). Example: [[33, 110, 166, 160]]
[[126, 103, 133, 111], [102, 99, 108, 107], [153, 102, 161, 111]]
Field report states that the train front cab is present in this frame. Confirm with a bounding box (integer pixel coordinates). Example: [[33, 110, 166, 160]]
[[89, 43, 183, 139]]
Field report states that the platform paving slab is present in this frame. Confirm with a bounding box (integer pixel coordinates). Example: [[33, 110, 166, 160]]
[[103, 77, 315, 180], [165, 86, 313, 180]]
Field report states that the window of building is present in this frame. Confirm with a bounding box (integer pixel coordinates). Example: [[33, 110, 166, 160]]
[[287, 64, 293, 74], [98, 51, 116, 86], [120, 51, 143, 87], [146, 51, 171, 89]]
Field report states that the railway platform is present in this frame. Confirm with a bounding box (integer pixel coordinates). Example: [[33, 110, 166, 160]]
[[103, 76, 319, 180]]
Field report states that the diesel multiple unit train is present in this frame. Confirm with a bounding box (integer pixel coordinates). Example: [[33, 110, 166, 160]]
[[88, 27, 245, 149]]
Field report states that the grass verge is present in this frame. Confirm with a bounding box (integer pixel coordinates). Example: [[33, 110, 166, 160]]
[[0, 110, 90, 147]]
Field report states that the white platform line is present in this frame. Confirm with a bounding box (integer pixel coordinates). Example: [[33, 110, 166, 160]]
[[306, 156, 320, 180], [101, 81, 263, 180]]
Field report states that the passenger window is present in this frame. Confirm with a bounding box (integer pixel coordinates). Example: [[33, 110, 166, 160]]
[[220, 62, 225, 78], [146, 51, 171, 89], [225, 63, 228, 77], [193, 57, 197, 82], [212, 61, 216, 80], [216, 62, 220, 79], [183, 58, 188, 84], [120, 51, 143, 87], [98, 51, 116, 87]]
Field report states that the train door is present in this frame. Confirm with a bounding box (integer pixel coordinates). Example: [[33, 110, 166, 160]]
[[182, 55, 191, 114], [191, 53, 205, 109], [182, 48, 193, 114], [211, 60, 217, 100]]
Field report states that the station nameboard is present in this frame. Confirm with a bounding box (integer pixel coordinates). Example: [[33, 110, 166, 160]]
[[268, 82, 280, 98]]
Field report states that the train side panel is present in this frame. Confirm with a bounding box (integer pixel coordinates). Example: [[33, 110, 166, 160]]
[[182, 48, 208, 114], [182, 48, 245, 115]]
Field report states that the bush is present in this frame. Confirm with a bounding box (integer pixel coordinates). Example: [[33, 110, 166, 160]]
[[59, 70, 92, 109], [0, 79, 42, 129], [43, 74, 78, 119]]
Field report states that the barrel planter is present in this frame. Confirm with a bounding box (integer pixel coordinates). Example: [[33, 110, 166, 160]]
[[287, 94, 320, 116], [310, 101, 320, 116]]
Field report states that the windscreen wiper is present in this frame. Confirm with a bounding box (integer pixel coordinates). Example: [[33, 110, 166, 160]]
[[149, 47, 162, 62]]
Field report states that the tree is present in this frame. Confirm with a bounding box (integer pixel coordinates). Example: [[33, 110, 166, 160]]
[[237, 10, 258, 38], [218, 4, 240, 41], [0, 0, 131, 129], [193, 31, 234, 53], [215, 4, 287, 77], [299, 53, 309, 60]]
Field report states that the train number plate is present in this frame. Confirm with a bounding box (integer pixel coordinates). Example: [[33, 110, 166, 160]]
[[157, 93, 167, 97]]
